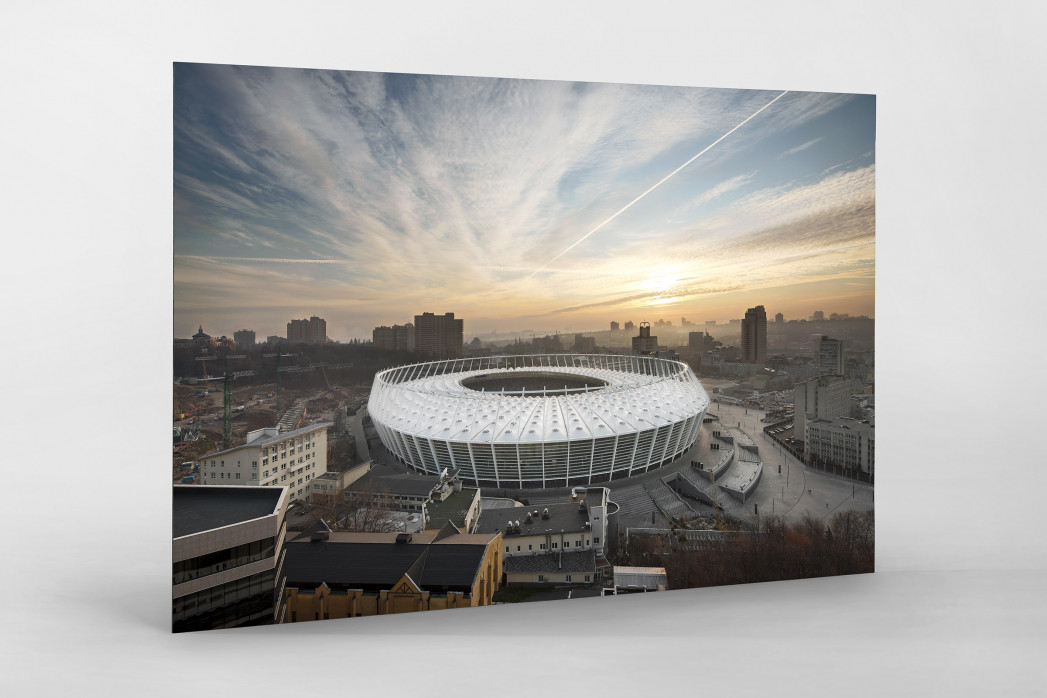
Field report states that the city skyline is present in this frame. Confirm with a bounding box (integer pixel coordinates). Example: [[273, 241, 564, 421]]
[[175, 65, 875, 341]]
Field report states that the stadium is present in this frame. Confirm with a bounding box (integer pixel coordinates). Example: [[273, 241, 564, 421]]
[[367, 354, 710, 488]]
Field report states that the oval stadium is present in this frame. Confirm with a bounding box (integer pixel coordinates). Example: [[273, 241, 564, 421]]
[[367, 354, 710, 488]]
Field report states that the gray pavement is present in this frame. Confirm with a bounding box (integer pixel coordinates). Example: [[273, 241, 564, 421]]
[[348, 406, 371, 463], [709, 402, 874, 524]]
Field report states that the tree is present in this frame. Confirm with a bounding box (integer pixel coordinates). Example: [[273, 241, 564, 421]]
[[299, 484, 402, 533]]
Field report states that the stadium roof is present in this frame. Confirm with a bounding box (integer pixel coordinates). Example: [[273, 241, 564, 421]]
[[368, 355, 708, 445]]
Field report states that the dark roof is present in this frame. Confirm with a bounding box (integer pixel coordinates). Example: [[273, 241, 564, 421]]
[[425, 489, 477, 530], [173, 486, 283, 538], [347, 473, 438, 498], [502, 550, 596, 574], [417, 545, 488, 589], [474, 502, 590, 536], [283, 533, 493, 593], [285, 542, 427, 591]]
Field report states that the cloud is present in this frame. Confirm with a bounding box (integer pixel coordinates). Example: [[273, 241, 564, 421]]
[[174, 67, 871, 338], [779, 137, 824, 158]]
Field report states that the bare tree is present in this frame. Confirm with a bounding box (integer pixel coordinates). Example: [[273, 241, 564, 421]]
[[300, 485, 401, 532]]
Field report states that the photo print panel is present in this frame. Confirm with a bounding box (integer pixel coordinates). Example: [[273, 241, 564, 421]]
[[173, 62, 875, 632]]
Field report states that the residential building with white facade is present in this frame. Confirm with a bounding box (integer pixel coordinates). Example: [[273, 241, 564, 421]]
[[194, 423, 332, 502]]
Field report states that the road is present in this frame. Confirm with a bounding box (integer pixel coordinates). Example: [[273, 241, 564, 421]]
[[349, 405, 371, 463], [709, 401, 874, 523]]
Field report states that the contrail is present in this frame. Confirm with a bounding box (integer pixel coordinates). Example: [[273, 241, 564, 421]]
[[527, 90, 789, 278], [176, 255, 346, 264]]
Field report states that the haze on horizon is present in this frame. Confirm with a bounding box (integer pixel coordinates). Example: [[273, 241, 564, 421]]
[[174, 64, 875, 342]]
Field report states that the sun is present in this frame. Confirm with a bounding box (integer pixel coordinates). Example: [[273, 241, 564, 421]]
[[641, 271, 680, 294]]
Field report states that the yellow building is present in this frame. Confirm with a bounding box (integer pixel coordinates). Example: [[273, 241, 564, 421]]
[[282, 524, 501, 622]]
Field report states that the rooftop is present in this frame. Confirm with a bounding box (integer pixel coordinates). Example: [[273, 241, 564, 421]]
[[474, 501, 592, 536], [283, 530, 497, 593], [347, 473, 439, 498], [173, 485, 284, 539], [198, 422, 333, 459], [425, 488, 479, 531], [368, 356, 708, 444]]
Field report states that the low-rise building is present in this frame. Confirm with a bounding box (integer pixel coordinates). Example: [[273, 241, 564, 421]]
[[805, 416, 875, 477], [502, 549, 597, 586], [194, 423, 332, 503], [309, 461, 372, 498], [607, 566, 668, 594], [282, 524, 501, 621], [172, 485, 288, 632], [474, 488, 611, 560], [473, 488, 613, 585]]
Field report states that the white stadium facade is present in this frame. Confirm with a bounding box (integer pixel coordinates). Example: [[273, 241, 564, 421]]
[[367, 354, 710, 488]]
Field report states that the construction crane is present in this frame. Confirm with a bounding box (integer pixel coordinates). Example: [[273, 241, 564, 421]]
[[196, 354, 245, 447], [197, 352, 354, 448], [261, 352, 296, 416]]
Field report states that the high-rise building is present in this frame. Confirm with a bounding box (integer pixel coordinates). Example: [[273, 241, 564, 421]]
[[233, 329, 256, 350], [818, 335, 845, 375], [287, 316, 327, 345], [740, 305, 767, 364], [688, 331, 707, 353], [775, 312, 784, 324], [373, 323, 415, 351], [414, 312, 463, 360], [631, 322, 658, 355], [811, 310, 825, 322], [574, 334, 596, 352], [610, 321, 620, 331], [624, 321, 635, 332]]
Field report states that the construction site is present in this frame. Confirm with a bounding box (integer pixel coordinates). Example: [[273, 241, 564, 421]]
[[172, 352, 370, 483]]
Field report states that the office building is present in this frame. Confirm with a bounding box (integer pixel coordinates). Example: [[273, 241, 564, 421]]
[[775, 312, 784, 324], [414, 312, 463, 360], [740, 305, 767, 363], [624, 321, 635, 332], [172, 485, 288, 632], [287, 316, 327, 345], [610, 321, 620, 331]]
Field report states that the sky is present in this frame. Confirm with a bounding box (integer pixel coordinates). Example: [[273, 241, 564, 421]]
[[174, 64, 875, 342]]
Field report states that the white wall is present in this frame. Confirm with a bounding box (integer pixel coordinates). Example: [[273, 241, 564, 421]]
[[5, 1, 1046, 695]]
